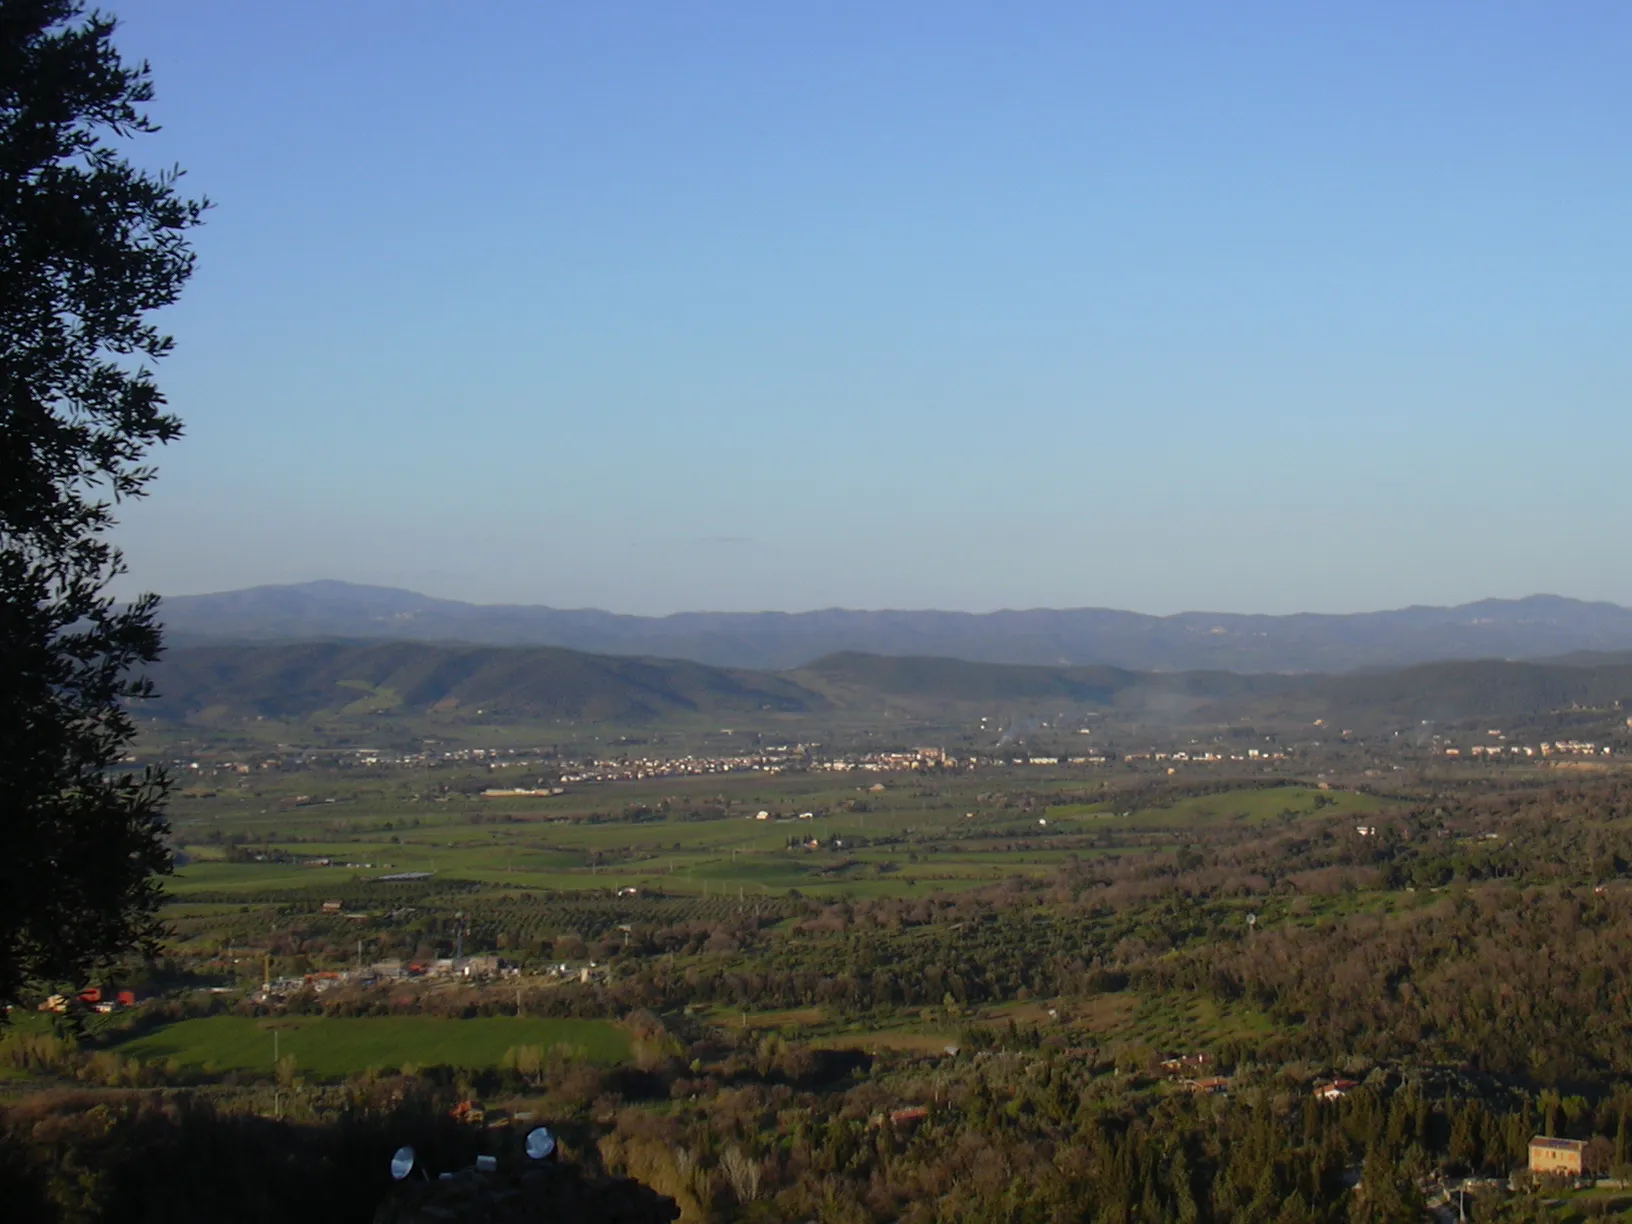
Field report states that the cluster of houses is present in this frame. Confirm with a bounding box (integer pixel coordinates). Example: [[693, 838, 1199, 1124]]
[[553, 745, 1135, 784], [253, 953, 614, 1003], [157, 743, 579, 782], [1160, 1053, 1230, 1095], [38, 986, 139, 1014], [819, 748, 956, 772], [1125, 748, 1288, 764], [166, 736, 1352, 802], [1002, 755, 1110, 766], [557, 752, 797, 784], [256, 954, 516, 1002], [1452, 741, 1611, 758], [1156, 1056, 1372, 1103]]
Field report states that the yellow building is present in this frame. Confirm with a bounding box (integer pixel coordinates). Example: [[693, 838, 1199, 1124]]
[[1528, 1136, 1586, 1176]]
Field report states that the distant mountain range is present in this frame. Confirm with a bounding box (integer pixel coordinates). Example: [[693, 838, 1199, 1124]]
[[154, 581, 1632, 674], [143, 640, 1632, 731]]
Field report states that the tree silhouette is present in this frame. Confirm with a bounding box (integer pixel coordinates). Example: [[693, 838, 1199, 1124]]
[[0, 1, 205, 1005]]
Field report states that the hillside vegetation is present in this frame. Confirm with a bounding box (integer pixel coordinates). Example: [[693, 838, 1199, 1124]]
[[144, 641, 822, 723]]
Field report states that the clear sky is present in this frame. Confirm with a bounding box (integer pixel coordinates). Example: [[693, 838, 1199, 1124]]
[[106, 1, 1631, 615]]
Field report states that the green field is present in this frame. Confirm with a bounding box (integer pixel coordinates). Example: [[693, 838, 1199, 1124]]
[[114, 1015, 629, 1077], [152, 772, 1416, 995], [167, 774, 1386, 903]]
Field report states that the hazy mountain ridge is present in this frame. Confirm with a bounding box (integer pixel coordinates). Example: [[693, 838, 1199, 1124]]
[[799, 651, 1632, 725], [141, 640, 1632, 730], [145, 640, 821, 724], [154, 582, 1632, 674]]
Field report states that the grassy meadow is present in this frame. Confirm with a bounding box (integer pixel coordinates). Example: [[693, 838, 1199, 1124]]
[[114, 1015, 629, 1077], [166, 764, 1400, 902]]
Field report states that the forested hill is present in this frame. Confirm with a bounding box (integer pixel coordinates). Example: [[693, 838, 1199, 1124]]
[[792, 652, 1283, 706], [141, 641, 1632, 728], [796, 652, 1632, 725], [141, 641, 822, 723], [155, 581, 1632, 673]]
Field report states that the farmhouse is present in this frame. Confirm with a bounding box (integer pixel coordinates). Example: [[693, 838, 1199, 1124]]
[[1160, 1053, 1214, 1076], [1315, 1079, 1359, 1100], [871, 1105, 931, 1129], [1528, 1136, 1586, 1176]]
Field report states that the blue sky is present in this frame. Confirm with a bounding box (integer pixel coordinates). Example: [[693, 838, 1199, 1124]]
[[107, 1, 1631, 614]]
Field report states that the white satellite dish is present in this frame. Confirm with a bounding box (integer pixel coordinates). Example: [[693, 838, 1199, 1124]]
[[1246, 913, 1258, 927], [390, 1145, 416, 1180], [525, 1125, 557, 1161]]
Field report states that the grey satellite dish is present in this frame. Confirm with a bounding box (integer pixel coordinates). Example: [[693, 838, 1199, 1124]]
[[525, 1125, 557, 1161], [390, 1145, 415, 1180]]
